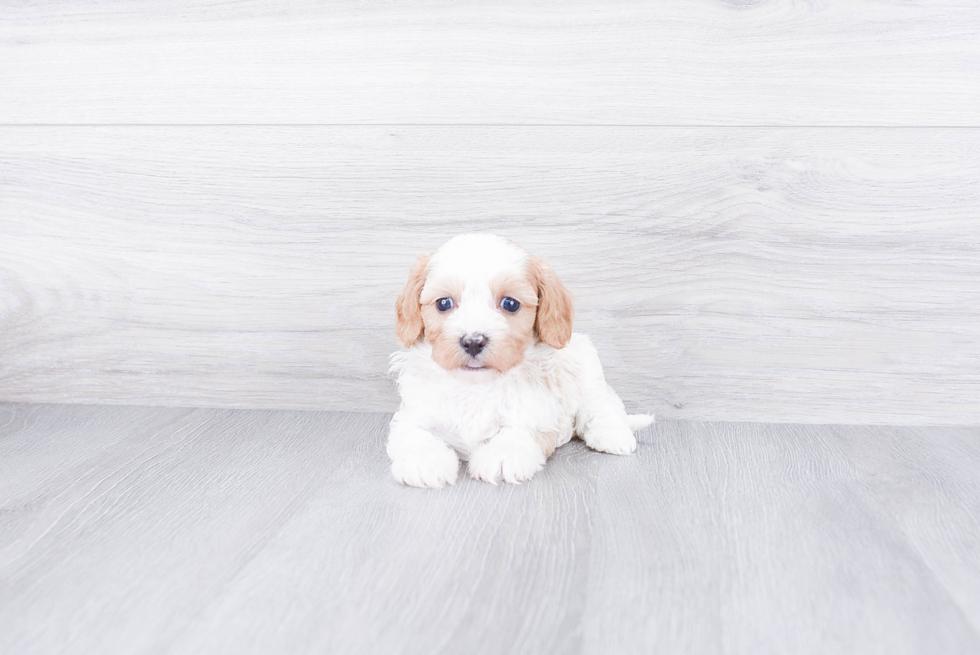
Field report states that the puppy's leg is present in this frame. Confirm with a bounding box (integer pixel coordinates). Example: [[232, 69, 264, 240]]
[[578, 388, 641, 455], [387, 415, 460, 488], [572, 339, 654, 455], [468, 427, 547, 485]]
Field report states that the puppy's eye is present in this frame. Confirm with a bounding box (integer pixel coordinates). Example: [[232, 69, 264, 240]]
[[436, 297, 455, 312], [500, 297, 520, 313]]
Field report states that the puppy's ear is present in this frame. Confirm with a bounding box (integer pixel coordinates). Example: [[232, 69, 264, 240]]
[[395, 254, 431, 347], [530, 257, 574, 349]]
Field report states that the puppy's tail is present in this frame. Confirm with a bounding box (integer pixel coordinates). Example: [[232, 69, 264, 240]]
[[626, 413, 655, 432]]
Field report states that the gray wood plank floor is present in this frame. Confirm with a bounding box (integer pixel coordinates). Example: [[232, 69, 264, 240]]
[[2, 403, 979, 654]]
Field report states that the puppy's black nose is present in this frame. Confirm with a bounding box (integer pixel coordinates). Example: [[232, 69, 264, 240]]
[[460, 334, 488, 357]]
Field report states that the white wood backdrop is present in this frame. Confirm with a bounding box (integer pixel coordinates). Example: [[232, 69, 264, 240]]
[[2, 127, 978, 423], [1, 1, 978, 125], [1, 1, 979, 423]]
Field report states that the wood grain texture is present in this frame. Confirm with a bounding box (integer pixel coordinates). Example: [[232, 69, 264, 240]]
[[2, 403, 980, 654], [0, 403, 376, 655], [2, 1, 979, 125], [832, 426, 980, 635], [2, 126, 979, 423], [582, 421, 980, 654]]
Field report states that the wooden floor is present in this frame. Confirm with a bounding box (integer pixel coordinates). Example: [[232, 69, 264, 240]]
[[2, 403, 979, 654]]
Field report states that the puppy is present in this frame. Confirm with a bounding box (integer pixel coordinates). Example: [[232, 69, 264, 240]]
[[388, 234, 653, 487]]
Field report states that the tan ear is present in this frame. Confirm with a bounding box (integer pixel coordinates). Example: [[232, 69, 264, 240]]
[[530, 257, 574, 349], [395, 254, 431, 347]]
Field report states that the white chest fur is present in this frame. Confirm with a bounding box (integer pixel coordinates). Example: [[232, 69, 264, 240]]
[[390, 342, 575, 458]]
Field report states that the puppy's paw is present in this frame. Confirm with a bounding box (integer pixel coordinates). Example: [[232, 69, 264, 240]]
[[468, 437, 546, 485], [582, 418, 638, 455], [391, 443, 460, 488]]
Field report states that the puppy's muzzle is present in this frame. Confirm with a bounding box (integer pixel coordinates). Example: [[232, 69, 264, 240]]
[[460, 333, 488, 357]]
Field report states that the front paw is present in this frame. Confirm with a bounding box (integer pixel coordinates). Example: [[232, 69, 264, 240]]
[[468, 437, 546, 485], [582, 418, 637, 455], [391, 444, 460, 488]]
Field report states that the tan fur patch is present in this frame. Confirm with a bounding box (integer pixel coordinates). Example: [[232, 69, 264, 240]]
[[419, 280, 464, 306], [533, 429, 559, 457], [477, 272, 539, 372], [395, 254, 431, 347], [420, 278, 471, 370], [528, 257, 575, 349], [421, 301, 471, 371], [490, 274, 538, 310]]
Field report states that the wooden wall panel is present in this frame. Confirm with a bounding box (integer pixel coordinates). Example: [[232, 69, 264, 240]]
[[1, 1, 978, 125], [1, 126, 977, 423]]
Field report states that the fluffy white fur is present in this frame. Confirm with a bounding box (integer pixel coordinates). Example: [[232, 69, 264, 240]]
[[388, 234, 653, 488]]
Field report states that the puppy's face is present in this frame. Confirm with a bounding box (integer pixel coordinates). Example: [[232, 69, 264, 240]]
[[395, 234, 574, 375]]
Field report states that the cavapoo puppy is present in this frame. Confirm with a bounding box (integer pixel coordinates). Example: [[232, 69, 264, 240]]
[[388, 234, 653, 487]]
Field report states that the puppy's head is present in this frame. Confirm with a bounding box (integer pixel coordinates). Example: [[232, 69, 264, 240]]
[[395, 234, 574, 375]]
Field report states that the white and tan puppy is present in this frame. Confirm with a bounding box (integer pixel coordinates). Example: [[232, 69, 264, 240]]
[[388, 234, 653, 488]]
